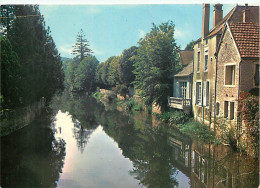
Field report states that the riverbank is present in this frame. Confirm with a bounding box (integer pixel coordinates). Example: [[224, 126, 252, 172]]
[[92, 91, 216, 141], [0, 98, 46, 136], [92, 90, 258, 158]]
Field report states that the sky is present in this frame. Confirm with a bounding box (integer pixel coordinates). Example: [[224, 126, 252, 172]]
[[39, 4, 236, 62]]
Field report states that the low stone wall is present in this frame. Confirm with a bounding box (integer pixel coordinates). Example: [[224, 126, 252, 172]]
[[0, 98, 45, 136]]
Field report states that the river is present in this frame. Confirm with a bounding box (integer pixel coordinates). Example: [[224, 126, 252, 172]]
[[1, 92, 259, 188]]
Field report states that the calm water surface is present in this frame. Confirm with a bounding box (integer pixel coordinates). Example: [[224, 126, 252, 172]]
[[1, 92, 259, 187]]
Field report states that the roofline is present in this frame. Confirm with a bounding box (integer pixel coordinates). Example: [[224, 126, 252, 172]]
[[194, 5, 238, 44], [173, 73, 193, 78], [227, 22, 242, 60], [215, 22, 228, 57]]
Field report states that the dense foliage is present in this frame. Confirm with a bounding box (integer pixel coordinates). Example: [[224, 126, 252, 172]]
[[133, 21, 180, 110], [65, 56, 99, 92], [94, 46, 137, 95], [1, 5, 64, 109], [237, 92, 259, 156]]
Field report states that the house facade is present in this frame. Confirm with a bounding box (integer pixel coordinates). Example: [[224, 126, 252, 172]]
[[215, 21, 259, 126], [192, 4, 259, 128], [169, 50, 193, 113]]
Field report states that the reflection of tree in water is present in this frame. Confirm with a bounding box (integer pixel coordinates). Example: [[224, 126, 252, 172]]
[[99, 110, 180, 187], [1, 110, 66, 187], [72, 118, 93, 153]]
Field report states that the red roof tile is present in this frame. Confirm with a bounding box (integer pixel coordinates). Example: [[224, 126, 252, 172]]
[[229, 22, 260, 58]]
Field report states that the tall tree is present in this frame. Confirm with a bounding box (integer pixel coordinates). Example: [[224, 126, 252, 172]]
[[107, 56, 121, 87], [119, 46, 137, 87], [72, 29, 93, 61], [1, 5, 64, 108], [133, 21, 180, 111]]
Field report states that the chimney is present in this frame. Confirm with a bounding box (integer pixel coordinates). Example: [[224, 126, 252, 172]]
[[213, 4, 223, 27], [243, 4, 250, 22], [202, 4, 210, 39]]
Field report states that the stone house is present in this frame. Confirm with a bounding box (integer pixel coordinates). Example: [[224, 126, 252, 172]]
[[215, 20, 259, 126], [192, 4, 259, 128], [169, 50, 193, 113]]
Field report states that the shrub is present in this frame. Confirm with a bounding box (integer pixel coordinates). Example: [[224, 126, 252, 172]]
[[92, 92, 104, 100], [169, 110, 190, 126], [104, 92, 116, 102], [180, 121, 215, 142], [237, 92, 259, 157]]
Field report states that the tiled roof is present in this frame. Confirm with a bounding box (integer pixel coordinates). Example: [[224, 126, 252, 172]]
[[179, 50, 193, 66], [229, 22, 260, 58], [174, 60, 193, 77]]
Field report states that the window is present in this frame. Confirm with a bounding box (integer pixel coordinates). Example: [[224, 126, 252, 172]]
[[225, 65, 235, 85], [198, 42, 201, 48], [180, 82, 187, 99], [255, 64, 259, 87], [196, 82, 202, 105], [204, 50, 208, 71], [197, 52, 200, 72], [216, 102, 220, 116], [230, 102, 234, 120], [205, 39, 208, 45], [224, 101, 228, 118]]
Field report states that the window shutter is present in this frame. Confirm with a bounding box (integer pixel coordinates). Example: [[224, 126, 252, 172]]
[[203, 81, 206, 106], [176, 82, 179, 98]]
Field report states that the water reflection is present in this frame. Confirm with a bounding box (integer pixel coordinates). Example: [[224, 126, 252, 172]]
[[1, 110, 66, 187], [72, 119, 93, 153], [1, 91, 258, 188], [52, 91, 258, 188]]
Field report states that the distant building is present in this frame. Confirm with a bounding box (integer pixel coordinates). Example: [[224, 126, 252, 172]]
[[169, 50, 193, 113], [192, 4, 259, 128]]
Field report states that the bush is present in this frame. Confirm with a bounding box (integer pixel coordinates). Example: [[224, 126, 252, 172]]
[[92, 92, 104, 100], [169, 110, 190, 126], [180, 121, 215, 142], [114, 84, 128, 98], [104, 92, 116, 102]]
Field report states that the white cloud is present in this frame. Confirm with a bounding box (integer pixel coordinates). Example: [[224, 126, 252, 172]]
[[138, 29, 146, 39]]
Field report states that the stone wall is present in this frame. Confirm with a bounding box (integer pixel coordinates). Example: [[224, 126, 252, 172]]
[[1, 98, 45, 136]]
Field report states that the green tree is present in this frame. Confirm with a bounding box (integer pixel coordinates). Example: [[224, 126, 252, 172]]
[[133, 21, 180, 111], [107, 56, 121, 87], [119, 46, 137, 87], [2, 5, 64, 107], [72, 29, 93, 61], [65, 60, 79, 92], [95, 62, 105, 88], [74, 56, 99, 92], [184, 40, 194, 50], [1, 36, 21, 109], [100, 57, 114, 88]]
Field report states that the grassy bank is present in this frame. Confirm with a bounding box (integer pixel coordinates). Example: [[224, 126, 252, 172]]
[[92, 91, 216, 143], [155, 109, 216, 143]]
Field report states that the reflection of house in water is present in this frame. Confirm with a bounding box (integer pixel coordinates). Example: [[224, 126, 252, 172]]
[[168, 135, 258, 188], [72, 118, 93, 153], [168, 136, 192, 178], [190, 141, 258, 188]]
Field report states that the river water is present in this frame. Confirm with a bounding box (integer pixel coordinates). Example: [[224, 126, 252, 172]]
[[1, 92, 259, 188]]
